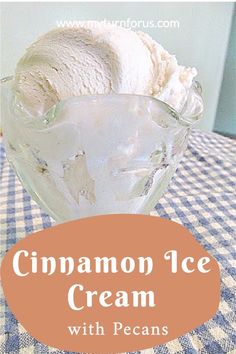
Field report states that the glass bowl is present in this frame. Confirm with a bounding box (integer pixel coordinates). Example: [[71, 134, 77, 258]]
[[1, 77, 203, 222]]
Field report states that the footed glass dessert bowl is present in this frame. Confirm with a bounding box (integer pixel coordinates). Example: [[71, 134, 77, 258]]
[[1, 77, 203, 222]]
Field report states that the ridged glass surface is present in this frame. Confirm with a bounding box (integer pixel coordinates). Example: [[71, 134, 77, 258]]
[[1, 78, 203, 222]]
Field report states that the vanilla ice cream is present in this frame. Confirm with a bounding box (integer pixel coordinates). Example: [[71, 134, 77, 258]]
[[14, 22, 197, 116]]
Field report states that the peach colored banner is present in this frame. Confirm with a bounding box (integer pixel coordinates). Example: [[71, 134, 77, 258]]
[[1, 215, 220, 353]]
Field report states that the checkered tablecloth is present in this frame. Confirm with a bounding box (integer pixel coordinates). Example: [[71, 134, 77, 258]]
[[0, 129, 236, 354]]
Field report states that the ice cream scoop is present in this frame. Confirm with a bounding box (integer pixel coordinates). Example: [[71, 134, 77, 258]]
[[13, 22, 197, 116]]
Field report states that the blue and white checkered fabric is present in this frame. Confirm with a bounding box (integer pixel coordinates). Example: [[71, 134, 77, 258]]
[[0, 129, 236, 354]]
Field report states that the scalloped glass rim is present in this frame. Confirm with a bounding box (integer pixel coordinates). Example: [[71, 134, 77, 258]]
[[1, 75, 203, 127]]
